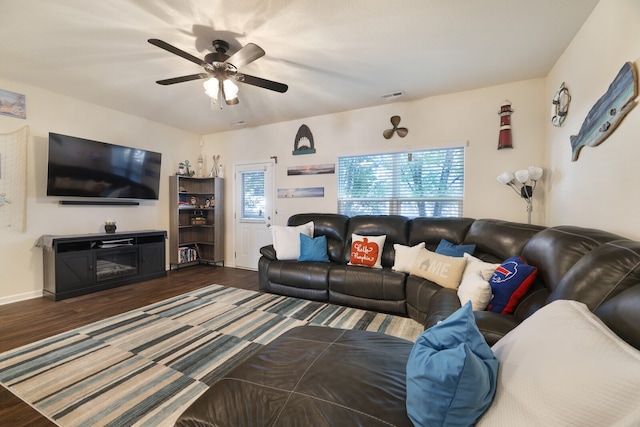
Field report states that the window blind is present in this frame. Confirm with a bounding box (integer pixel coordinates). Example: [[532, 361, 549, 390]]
[[337, 147, 465, 218]]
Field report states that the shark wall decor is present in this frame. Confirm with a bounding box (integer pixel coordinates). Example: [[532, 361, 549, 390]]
[[570, 61, 637, 161]]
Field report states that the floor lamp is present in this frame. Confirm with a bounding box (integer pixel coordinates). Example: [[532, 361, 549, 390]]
[[497, 166, 543, 224]]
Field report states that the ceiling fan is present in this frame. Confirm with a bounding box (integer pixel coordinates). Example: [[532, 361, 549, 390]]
[[148, 38, 288, 105]]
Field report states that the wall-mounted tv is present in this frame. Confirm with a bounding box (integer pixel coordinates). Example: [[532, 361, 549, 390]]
[[47, 132, 162, 200]]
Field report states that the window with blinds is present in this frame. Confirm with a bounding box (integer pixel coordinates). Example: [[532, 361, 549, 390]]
[[337, 147, 465, 218], [240, 170, 266, 220]]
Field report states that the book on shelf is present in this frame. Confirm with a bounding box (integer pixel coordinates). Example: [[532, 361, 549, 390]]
[[178, 246, 199, 263]]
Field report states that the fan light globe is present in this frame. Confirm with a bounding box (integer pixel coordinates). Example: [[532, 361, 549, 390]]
[[497, 171, 515, 185], [514, 169, 530, 184], [528, 166, 543, 181], [203, 78, 218, 98], [223, 80, 239, 99]]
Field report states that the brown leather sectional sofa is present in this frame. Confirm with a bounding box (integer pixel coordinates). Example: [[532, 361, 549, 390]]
[[259, 213, 640, 343], [176, 214, 640, 426]]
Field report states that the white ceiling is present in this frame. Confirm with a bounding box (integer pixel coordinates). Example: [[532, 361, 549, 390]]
[[0, 0, 599, 135]]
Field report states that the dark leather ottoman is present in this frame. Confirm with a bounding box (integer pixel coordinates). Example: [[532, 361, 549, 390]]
[[175, 326, 414, 426]]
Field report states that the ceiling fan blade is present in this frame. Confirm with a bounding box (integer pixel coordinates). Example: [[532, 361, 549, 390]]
[[226, 43, 265, 69], [156, 73, 209, 85], [148, 38, 206, 67], [383, 129, 394, 139], [390, 115, 401, 127], [235, 73, 288, 93], [397, 128, 409, 138]]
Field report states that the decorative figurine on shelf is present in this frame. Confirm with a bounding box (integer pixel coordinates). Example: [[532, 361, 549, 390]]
[[184, 160, 195, 177], [210, 154, 221, 177], [497, 100, 514, 149], [197, 154, 204, 177], [104, 219, 117, 234]]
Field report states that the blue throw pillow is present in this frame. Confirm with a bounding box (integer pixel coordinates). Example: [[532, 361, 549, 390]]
[[435, 239, 476, 257], [487, 256, 537, 314], [406, 302, 498, 427], [298, 233, 329, 262]]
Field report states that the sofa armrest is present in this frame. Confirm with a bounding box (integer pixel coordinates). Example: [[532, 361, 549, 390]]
[[260, 244, 277, 260], [424, 287, 461, 329], [474, 311, 520, 346]]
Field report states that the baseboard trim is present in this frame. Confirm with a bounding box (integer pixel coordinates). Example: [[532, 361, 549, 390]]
[[0, 290, 43, 306]]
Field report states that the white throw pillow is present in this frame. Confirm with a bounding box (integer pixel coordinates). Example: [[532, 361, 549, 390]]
[[457, 254, 500, 310], [462, 253, 500, 281], [270, 221, 314, 260], [392, 242, 425, 273], [478, 300, 640, 426], [457, 271, 493, 311]]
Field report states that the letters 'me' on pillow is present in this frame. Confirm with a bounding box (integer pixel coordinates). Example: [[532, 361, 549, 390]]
[[298, 233, 329, 262], [436, 239, 476, 257], [348, 234, 386, 268], [478, 300, 640, 426], [270, 221, 314, 260], [410, 248, 467, 289], [392, 242, 426, 274], [406, 302, 499, 427], [487, 256, 537, 314]]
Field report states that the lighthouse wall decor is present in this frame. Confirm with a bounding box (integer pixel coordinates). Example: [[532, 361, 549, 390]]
[[497, 100, 514, 149]]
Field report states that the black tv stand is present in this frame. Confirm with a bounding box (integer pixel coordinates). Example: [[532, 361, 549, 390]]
[[40, 230, 167, 301]]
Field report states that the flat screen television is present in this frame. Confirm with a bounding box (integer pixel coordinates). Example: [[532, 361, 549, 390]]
[[47, 132, 162, 200]]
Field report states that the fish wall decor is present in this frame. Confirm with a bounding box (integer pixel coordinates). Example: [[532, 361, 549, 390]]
[[570, 61, 637, 161]]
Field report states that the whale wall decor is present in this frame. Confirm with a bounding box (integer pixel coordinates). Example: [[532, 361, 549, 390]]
[[570, 61, 637, 162]]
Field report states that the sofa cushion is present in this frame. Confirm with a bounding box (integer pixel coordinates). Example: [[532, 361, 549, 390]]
[[266, 260, 330, 301], [408, 217, 475, 248], [436, 239, 476, 257], [547, 239, 640, 310], [521, 225, 623, 295], [406, 302, 498, 427], [270, 221, 314, 260], [298, 234, 329, 262], [348, 234, 386, 268], [329, 265, 407, 315], [464, 220, 544, 262], [487, 256, 537, 314], [392, 242, 425, 273], [479, 300, 640, 426], [410, 248, 467, 289]]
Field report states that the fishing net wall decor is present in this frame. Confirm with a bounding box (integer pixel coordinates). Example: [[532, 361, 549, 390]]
[[0, 125, 28, 232]]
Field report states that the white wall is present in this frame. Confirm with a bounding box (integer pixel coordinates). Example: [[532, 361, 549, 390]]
[[545, 0, 640, 239], [0, 77, 200, 302], [203, 78, 546, 267]]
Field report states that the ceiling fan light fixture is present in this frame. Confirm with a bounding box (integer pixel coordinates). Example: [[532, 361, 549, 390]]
[[203, 77, 239, 105]]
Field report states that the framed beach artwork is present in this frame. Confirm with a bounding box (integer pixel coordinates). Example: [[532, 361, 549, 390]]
[[287, 163, 335, 176], [0, 89, 26, 119], [277, 187, 324, 198]]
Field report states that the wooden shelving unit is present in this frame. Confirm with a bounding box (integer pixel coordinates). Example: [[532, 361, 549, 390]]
[[169, 176, 224, 269]]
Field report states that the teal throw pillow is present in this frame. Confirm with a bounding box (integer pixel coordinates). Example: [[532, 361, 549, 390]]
[[435, 239, 476, 257], [298, 233, 329, 262], [406, 302, 498, 427]]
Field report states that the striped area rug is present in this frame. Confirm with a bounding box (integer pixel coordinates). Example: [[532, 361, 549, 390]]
[[0, 284, 422, 426]]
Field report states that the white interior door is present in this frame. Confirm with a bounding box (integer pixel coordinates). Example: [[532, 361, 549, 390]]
[[234, 161, 274, 270]]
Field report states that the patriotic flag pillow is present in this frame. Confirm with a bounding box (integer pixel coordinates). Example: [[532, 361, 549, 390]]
[[487, 256, 537, 314]]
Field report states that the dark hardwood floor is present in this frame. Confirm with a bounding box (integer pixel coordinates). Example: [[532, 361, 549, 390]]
[[0, 265, 258, 427]]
